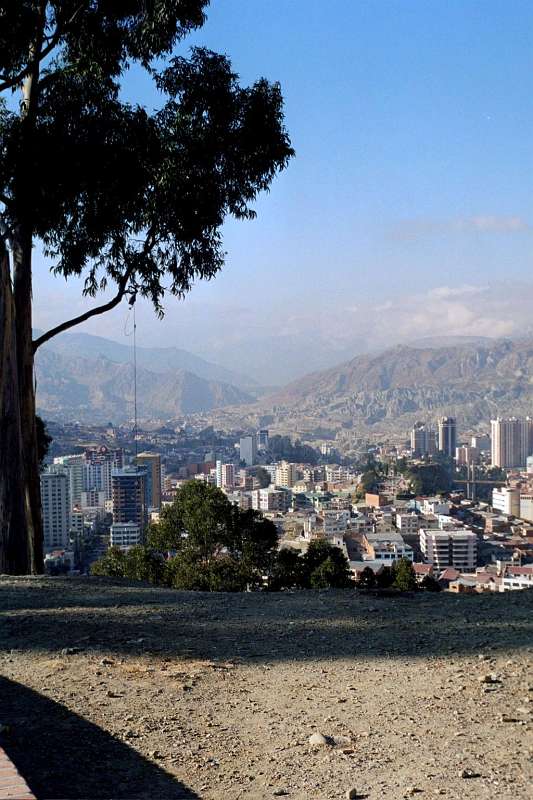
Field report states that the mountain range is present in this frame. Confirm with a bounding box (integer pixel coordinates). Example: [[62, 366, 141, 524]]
[[260, 337, 533, 431], [35, 331, 533, 431], [35, 332, 256, 422]]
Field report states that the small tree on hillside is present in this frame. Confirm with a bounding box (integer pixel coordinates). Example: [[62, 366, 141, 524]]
[[356, 566, 376, 591], [392, 558, 417, 592], [303, 539, 352, 589]]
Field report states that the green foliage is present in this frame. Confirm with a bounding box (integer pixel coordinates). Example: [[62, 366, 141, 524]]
[[309, 556, 350, 589], [255, 467, 271, 489], [302, 539, 350, 588], [392, 558, 417, 592], [90, 546, 126, 578], [403, 463, 451, 495], [420, 574, 442, 592], [122, 545, 166, 584], [375, 565, 394, 589], [269, 547, 305, 590], [167, 553, 248, 592], [356, 566, 376, 591], [1, 2, 293, 331]]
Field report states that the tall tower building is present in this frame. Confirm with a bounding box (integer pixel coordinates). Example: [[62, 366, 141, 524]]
[[112, 466, 148, 531], [490, 418, 533, 468], [438, 417, 457, 458], [410, 424, 437, 457], [240, 435, 257, 466], [41, 470, 71, 551], [136, 452, 162, 509]]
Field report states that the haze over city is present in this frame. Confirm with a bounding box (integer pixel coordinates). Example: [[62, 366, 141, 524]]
[[32, 0, 533, 384]]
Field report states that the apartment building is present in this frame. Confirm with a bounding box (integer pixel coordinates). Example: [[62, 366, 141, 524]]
[[419, 528, 477, 572], [492, 486, 520, 517]]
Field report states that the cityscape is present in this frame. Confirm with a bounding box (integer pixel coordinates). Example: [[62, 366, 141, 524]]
[[41, 412, 533, 593], [1, 2, 532, 800]]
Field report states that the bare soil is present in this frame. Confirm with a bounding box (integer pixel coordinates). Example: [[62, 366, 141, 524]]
[[0, 577, 531, 800]]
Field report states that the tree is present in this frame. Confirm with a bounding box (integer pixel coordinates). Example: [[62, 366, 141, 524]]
[[375, 565, 394, 589], [90, 546, 126, 578], [122, 545, 166, 584], [392, 558, 417, 592], [269, 547, 305, 590], [302, 539, 352, 589], [420, 574, 441, 592], [255, 467, 271, 489], [147, 480, 279, 590], [0, 2, 293, 574], [356, 566, 376, 591]]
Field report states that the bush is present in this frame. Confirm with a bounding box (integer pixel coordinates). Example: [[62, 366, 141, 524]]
[[420, 574, 441, 592]]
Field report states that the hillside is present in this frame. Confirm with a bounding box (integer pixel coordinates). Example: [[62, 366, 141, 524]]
[[258, 337, 533, 431], [0, 577, 531, 800], [35, 349, 253, 422]]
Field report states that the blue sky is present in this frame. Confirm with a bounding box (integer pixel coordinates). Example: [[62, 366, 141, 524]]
[[33, 0, 533, 382]]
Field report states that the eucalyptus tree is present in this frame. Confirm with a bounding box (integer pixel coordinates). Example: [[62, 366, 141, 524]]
[[0, 1, 293, 573]]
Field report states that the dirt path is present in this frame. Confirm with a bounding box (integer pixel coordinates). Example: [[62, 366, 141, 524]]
[[0, 577, 531, 799]]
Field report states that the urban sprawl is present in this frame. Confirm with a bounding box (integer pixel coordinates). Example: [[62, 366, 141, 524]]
[[40, 415, 533, 593]]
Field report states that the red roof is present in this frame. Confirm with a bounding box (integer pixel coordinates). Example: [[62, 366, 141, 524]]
[[413, 563, 433, 575], [439, 568, 461, 581]]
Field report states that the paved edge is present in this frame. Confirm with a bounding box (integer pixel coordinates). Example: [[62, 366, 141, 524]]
[[0, 748, 36, 800]]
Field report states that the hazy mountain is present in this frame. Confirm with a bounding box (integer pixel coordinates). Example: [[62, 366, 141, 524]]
[[35, 330, 257, 390], [35, 349, 253, 423], [260, 338, 533, 430]]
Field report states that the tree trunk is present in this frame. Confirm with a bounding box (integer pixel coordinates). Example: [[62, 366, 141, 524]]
[[0, 240, 31, 574], [13, 230, 43, 574]]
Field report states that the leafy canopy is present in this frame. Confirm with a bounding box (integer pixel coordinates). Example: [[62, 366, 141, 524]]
[[0, 1, 293, 331]]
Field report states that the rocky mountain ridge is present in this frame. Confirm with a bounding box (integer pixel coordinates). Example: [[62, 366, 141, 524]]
[[254, 337, 533, 431], [35, 348, 253, 422]]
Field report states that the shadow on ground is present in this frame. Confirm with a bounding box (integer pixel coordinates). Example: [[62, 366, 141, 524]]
[[0, 675, 199, 799], [0, 576, 532, 664]]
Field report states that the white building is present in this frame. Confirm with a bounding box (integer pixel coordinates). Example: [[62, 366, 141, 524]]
[[252, 487, 290, 512], [492, 486, 520, 517], [500, 565, 533, 591], [41, 470, 71, 551], [419, 528, 477, 572], [519, 494, 533, 523], [110, 522, 142, 551], [395, 513, 420, 535], [275, 461, 297, 488], [363, 531, 413, 563]]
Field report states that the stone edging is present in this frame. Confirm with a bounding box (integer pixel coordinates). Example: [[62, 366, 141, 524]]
[[0, 747, 35, 800]]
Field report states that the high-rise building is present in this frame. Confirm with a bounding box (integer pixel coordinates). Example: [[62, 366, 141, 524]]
[[112, 466, 148, 531], [275, 461, 296, 488], [257, 429, 269, 450], [490, 418, 533, 468], [110, 522, 142, 551], [438, 417, 457, 458], [410, 424, 437, 457], [85, 446, 123, 501], [136, 452, 162, 509], [215, 461, 235, 489], [41, 470, 71, 551], [240, 435, 257, 466], [52, 455, 85, 509]]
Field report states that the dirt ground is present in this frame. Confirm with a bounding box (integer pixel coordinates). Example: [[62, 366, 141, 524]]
[[0, 576, 531, 800]]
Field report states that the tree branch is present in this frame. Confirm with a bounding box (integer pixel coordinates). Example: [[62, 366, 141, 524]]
[[32, 268, 133, 352], [0, 3, 87, 93]]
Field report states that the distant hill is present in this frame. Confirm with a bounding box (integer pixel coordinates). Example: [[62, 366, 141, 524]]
[[259, 337, 533, 430], [35, 348, 253, 423], [35, 330, 257, 390]]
